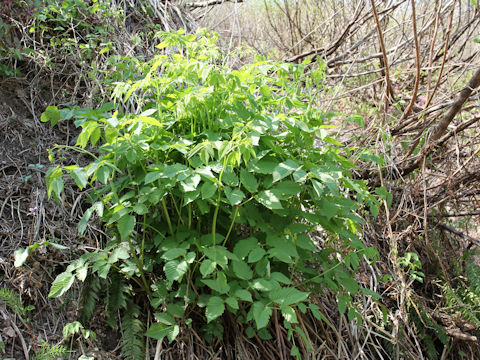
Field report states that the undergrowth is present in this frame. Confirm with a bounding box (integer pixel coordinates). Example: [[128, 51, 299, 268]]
[[0, 287, 32, 317], [445, 251, 480, 326]]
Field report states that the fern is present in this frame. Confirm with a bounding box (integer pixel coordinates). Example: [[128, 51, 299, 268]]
[[465, 260, 480, 299], [444, 252, 480, 326], [106, 273, 130, 328], [34, 342, 69, 360], [409, 304, 449, 360], [121, 300, 145, 360], [0, 287, 28, 317], [79, 275, 101, 323]]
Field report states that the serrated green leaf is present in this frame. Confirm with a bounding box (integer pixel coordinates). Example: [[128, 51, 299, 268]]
[[154, 312, 175, 325], [293, 169, 307, 183], [225, 297, 239, 309], [201, 271, 230, 294], [225, 187, 245, 206], [200, 259, 216, 277], [50, 176, 64, 199], [49, 272, 75, 297], [162, 248, 186, 260], [71, 167, 88, 189], [164, 260, 188, 282], [255, 190, 283, 210], [232, 260, 253, 280], [185, 252, 196, 263], [109, 246, 130, 263], [268, 287, 309, 306], [270, 272, 292, 284], [41, 106, 61, 126], [309, 304, 332, 326], [296, 234, 316, 251], [222, 166, 238, 186], [360, 287, 381, 300], [117, 215, 135, 240], [337, 293, 349, 314], [234, 289, 253, 302], [247, 246, 266, 263], [252, 301, 272, 329], [206, 296, 225, 322], [14, 248, 30, 267], [96, 165, 111, 184], [250, 159, 277, 174], [201, 181, 217, 199], [240, 169, 258, 193], [338, 274, 359, 294], [166, 303, 184, 318], [145, 322, 179, 342], [78, 208, 93, 235], [251, 278, 276, 292], [233, 237, 258, 259], [268, 243, 297, 263], [319, 198, 341, 219], [281, 305, 298, 323], [272, 160, 300, 183], [203, 245, 236, 267], [273, 181, 301, 198], [138, 115, 162, 127], [144, 171, 163, 185], [180, 174, 201, 192], [311, 179, 324, 197], [133, 203, 148, 215]]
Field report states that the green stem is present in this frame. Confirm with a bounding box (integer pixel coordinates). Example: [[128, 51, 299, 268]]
[[222, 206, 238, 246], [53, 144, 99, 160], [297, 261, 343, 287], [140, 214, 146, 268], [162, 197, 174, 234], [126, 236, 152, 300], [212, 160, 227, 245], [211, 194, 221, 245]]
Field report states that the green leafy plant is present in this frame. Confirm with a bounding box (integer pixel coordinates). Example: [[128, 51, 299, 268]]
[[34, 342, 69, 360], [121, 300, 145, 360], [410, 305, 449, 360], [29, 0, 121, 61], [39, 29, 380, 355], [63, 321, 97, 341], [14, 240, 69, 267], [397, 252, 424, 284], [0, 287, 34, 317], [444, 251, 480, 326]]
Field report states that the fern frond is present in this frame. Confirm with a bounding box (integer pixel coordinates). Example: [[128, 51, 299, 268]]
[[0, 287, 27, 317], [409, 303, 449, 359], [106, 273, 130, 328], [444, 253, 480, 327], [121, 300, 145, 360], [466, 260, 480, 295], [79, 275, 101, 323], [34, 342, 69, 360]]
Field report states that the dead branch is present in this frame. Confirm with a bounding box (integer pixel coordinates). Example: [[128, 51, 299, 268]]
[[186, 0, 243, 8], [400, 67, 480, 177]]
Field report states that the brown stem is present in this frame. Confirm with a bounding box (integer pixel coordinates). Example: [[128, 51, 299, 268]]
[[400, 67, 480, 176], [370, 0, 392, 114], [426, 0, 443, 100], [424, 0, 456, 109], [400, 0, 420, 121]]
